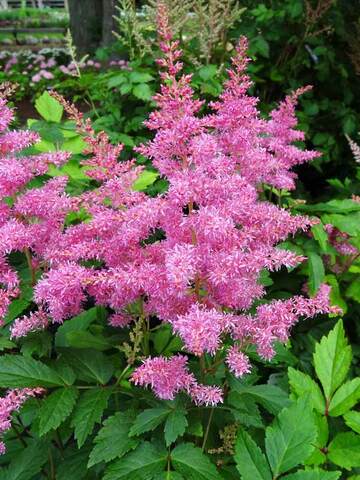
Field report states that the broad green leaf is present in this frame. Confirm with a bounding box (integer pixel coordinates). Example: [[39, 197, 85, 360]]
[[62, 136, 87, 154], [328, 378, 360, 416], [4, 298, 31, 325], [66, 330, 112, 351], [103, 442, 167, 480], [132, 170, 159, 191], [2, 439, 49, 480], [305, 414, 328, 466], [55, 307, 99, 347], [311, 223, 329, 253], [132, 83, 153, 100], [198, 65, 218, 81], [230, 382, 290, 414], [0, 354, 65, 388], [288, 367, 325, 413], [155, 473, 184, 480], [321, 212, 360, 236], [35, 91, 63, 123], [0, 337, 15, 351], [328, 432, 360, 470], [234, 429, 271, 480], [295, 199, 360, 214], [129, 71, 154, 83], [130, 408, 170, 437], [71, 388, 111, 448], [313, 320, 352, 399], [39, 386, 78, 436], [307, 252, 325, 295], [265, 396, 317, 476], [344, 410, 360, 434], [57, 447, 90, 480], [63, 349, 114, 384], [346, 279, 360, 303], [229, 393, 264, 428], [282, 470, 341, 479], [164, 410, 188, 446], [88, 412, 138, 467], [171, 443, 222, 480]]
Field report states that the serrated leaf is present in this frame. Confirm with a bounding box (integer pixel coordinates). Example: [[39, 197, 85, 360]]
[[133, 83, 153, 100], [288, 368, 325, 413], [265, 396, 317, 476], [171, 443, 222, 480], [0, 355, 65, 388], [129, 71, 154, 83], [328, 378, 360, 416], [132, 170, 159, 191], [35, 91, 63, 123], [66, 330, 112, 351], [234, 429, 271, 480], [71, 388, 111, 448], [88, 412, 139, 467], [229, 394, 264, 428], [311, 223, 329, 252], [56, 447, 90, 480], [103, 442, 167, 480], [313, 320, 352, 400], [39, 386, 78, 436], [165, 410, 188, 446], [305, 414, 328, 466], [344, 410, 360, 434], [3, 439, 49, 480], [230, 382, 290, 414], [282, 470, 341, 479], [328, 432, 360, 470], [55, 307, 99, 347], [130, 408, 170, 437], [307, 252, 325, 295], [62, 349, 114, 384]]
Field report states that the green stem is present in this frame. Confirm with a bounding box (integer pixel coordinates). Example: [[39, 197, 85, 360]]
[[202, 407, 214, 452]]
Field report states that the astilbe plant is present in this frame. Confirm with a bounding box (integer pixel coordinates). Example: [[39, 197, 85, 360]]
[[0, 5, 340, 448]]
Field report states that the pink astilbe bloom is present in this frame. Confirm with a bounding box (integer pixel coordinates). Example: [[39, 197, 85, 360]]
[[10, 309, 49, 339], [226, 346, 251, 377], [0, 388, 44, 454], [130, 355, 223, 405]]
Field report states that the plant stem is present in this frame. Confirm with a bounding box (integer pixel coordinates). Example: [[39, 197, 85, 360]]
[[202, 407, 214, 452], [24, 247, 36, 286]]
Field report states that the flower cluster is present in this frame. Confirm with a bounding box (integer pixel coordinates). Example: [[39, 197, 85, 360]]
[[1, 3, 339, 410], [0, 388, 44, 454]]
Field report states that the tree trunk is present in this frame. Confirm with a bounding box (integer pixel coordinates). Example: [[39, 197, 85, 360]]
[[102, 0, 117, 47], [68, 0, 103, 56]]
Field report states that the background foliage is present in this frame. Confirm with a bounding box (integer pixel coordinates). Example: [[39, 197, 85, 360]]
[[1, 0, 360, 479]]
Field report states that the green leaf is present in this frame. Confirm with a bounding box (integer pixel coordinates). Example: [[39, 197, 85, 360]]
[[62, 136, 87, 154], [313, 320, 352, 400], [328, 432, 360, 469], [198, 65, 218, 80], [66, 330, 112, 351], [63, 349, 114, 384], [229, 394, 264, 428], [155, 473, 184, 480], [230, 382, 290, 414], [344, 410, 360, 434], [288, 368, 325, 413], [35, 91, 63, 123], [39, 386, 78, 436], [234, 429, 271, 480], [265, 396, 317, 476], [71, 388, 111, 448], [328, 378, 360, 416], [130, 407, 170, 437], [311, 223, 329, 253], [307, 252, 325, 295], [0, 354, 65, 388], [164, 410, 188, 446], [56, 447, 90, 480], [305, 414, 328, 466], [294, 199, 360, 214], [2, 439, 49, 480], [133, 83, 153, 100], [88, 412, 139, 467], [103, 442, 167, 480], [282, 470, 341, 479], [129, 71, 154, 83], [4, 298, 31, 325], [132, 170, 159, 191], [55, 307, 99, 347], [171, 443, 223, 480]]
